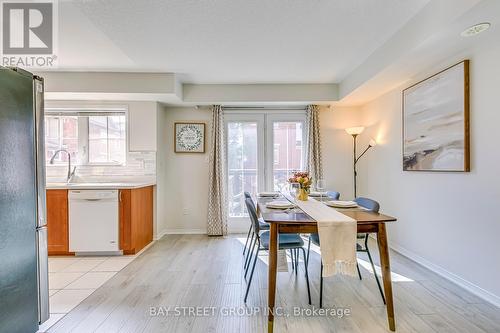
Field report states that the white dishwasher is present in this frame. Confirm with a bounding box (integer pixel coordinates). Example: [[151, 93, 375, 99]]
[[69, 190, 119, 253]]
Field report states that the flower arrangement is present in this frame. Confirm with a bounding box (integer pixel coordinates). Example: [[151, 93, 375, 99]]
[[288, 171, 312, 200], [288, 171, 312, 190]]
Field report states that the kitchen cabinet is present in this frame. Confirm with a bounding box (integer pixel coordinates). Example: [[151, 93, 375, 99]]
[[47, 189, 72, 255], [119, 186, 154, 254], [47, 185, 154, 256], [128, 102, 157, 151]]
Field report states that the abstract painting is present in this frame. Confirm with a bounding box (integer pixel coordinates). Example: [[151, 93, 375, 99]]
[[403, 60, 470, 172], [175, 122, 206, 153]]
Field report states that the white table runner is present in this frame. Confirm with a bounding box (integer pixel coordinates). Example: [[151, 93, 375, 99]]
[[295, 197, 358, 277]]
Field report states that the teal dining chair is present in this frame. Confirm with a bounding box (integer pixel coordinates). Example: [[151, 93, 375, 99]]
[[243, 198, 311, 304], [306, 194, 385, 307], [243, 192, 269, 277]]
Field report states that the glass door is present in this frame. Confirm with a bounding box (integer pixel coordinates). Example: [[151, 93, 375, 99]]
[[225, 114, 265, 232], [266, 114, 306, 191], [225, 111, 306, 233]]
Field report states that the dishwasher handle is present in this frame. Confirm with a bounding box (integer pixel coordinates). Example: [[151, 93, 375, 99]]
[[69, 190, 118, 201]]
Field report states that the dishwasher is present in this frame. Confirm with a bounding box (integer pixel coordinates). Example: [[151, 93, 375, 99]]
[[69, 190, 119, 253]]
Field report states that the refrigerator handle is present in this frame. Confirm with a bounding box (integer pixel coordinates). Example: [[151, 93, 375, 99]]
[[34, 77, 47, 228]]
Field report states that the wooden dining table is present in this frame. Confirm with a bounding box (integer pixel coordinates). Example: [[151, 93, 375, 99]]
[[256, 195, 397, 333]]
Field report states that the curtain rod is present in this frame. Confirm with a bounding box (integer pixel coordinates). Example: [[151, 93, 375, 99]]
[[221, 106, 308, 110]]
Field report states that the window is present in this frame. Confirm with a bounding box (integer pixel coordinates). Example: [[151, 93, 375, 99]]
[[273, 143, 280, 165], [227, 121, 259, 218], [88, 115, 126, 164], [271, 121, 304, 190], [45, 116, 79, 163], [45, 110, 126, 165]]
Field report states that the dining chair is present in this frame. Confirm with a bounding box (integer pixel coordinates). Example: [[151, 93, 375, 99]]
[[242, 192, 255, 256], [306, 194, 385, 307], [242, 192, 270, 278], [243, 198, 311, 304], [306, 190, 341, 266], [353, 197, 386, 304], [243, 193, 298, 276]]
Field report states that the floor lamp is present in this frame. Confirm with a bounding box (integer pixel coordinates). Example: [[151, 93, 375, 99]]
[[345, 127, 377, 198]]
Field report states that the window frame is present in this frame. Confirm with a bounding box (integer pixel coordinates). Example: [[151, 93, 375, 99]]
[[45, 107, 129, 166]]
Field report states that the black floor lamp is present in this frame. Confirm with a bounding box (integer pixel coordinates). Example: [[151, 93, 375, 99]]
[[345, 127, 377, 198]]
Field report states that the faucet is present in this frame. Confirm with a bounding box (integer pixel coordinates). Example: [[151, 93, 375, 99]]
[[49, 149, 76, 183]]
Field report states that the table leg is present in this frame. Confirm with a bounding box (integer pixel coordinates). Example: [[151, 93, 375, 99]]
[[268, 223, 278, 333], [377, 222, 396, 331]]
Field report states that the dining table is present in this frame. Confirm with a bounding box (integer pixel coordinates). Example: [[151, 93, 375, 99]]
[[256, 195, 398, 333]]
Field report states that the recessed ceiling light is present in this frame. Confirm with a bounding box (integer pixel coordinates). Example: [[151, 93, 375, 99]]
[[461, 23, 491, 37]]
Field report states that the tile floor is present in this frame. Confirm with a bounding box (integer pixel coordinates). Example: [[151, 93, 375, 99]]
[[38, 255, 136, 332]]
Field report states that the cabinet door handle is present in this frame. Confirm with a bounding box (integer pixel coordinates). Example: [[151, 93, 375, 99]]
[[119, 191, 122, 202]]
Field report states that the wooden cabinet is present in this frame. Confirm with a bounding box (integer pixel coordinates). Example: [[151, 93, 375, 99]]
[[46, 189, 72, 255], [119, 186, 154, 254], [47, 186, 154, 256]]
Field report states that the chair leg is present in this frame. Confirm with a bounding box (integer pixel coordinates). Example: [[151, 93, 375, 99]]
[[293, 249, 296, 275], [244, 232, 254, 269], [244, 246, 260, 303], [244, 236, 256, 278], [306, 235, 311, 270], [244, 233, 254, 270], [300, 247, 312, 305], [356, 262, 362, 280], [319, 262, 324, 308], [243, 225, 252, 255], [365, 234, 386, 304]]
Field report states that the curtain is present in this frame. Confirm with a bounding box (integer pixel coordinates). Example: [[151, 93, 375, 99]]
[[306, 104, 323, 182], [207, 105, 228, 236]]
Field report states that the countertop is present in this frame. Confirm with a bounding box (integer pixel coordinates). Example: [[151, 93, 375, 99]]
[[46, 181, 156, 190]]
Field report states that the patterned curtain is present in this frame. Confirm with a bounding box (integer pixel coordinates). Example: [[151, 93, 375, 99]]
[[306, 105, 323, 182], [207, 105, 228, 236]]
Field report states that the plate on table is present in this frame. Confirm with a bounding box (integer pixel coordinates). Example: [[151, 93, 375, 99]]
[[266, 200, 296, 209], [325, 200, 358, 208], [309, 191, 328, 197], [258, 191, 280, 197]]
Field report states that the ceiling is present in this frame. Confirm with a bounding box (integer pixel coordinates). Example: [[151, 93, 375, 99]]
[[57, 0, 429, 83], [43, 0, 500, 105]]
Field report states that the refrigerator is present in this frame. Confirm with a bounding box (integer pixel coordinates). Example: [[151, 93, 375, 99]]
[[0, 67, 49, 333]]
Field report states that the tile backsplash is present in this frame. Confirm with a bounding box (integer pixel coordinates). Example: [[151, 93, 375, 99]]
[[46, 151, 156, 183]]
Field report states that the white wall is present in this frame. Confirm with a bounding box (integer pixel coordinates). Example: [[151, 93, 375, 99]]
[[357, 42, 500, 305], [156, 106, 211, 235]]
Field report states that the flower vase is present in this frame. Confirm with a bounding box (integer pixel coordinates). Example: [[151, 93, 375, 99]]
[[297, 188, 308, 201]]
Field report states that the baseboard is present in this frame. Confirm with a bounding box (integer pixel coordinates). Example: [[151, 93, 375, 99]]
[[228, 229, 249, 234], [154, 230, 169, 240], [134, 239, 156, 256], [160, 228, 207, 235], [390, 241, 500, 308]]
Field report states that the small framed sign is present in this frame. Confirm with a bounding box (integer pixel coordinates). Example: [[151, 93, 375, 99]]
[[174, 122, 206, 153]]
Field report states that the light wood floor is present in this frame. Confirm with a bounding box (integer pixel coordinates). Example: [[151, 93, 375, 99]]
[[47, 235, 500, 333]]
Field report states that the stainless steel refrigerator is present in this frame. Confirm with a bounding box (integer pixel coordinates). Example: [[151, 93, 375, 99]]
[[0, 67, 49, 333]]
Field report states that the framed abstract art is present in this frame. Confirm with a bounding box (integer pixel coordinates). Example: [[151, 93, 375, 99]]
[[174, 122, 206, 153], [403, 60, 470, 172]]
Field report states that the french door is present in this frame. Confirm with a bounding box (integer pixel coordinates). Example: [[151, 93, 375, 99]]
[[225, 112, 306, 232]]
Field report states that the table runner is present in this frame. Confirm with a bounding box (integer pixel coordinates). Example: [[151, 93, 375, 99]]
[[295, 198, 358, 277]]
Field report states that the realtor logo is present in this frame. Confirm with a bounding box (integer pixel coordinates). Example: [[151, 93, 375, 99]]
[[1, 0, 58, 67]]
